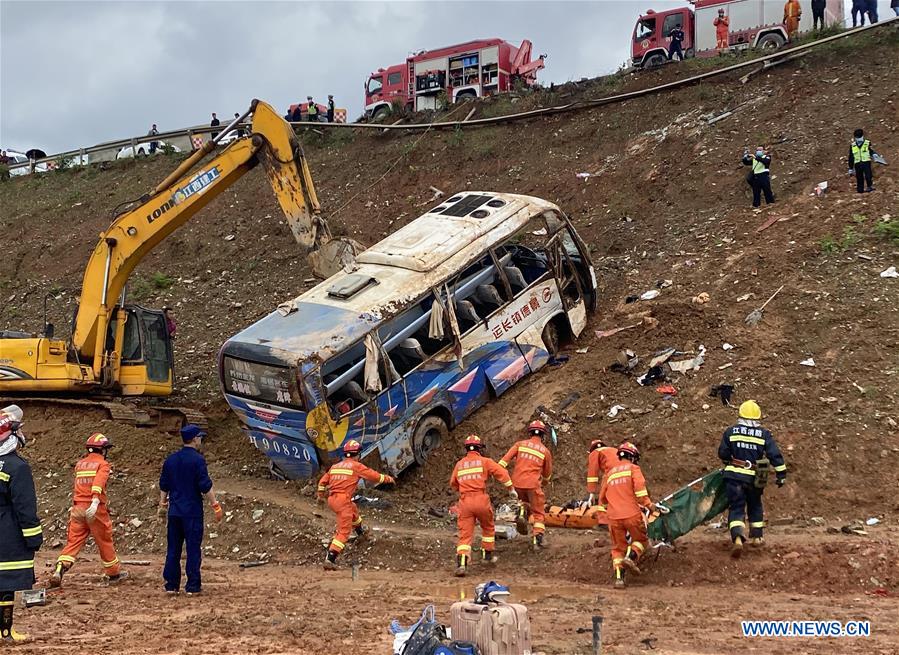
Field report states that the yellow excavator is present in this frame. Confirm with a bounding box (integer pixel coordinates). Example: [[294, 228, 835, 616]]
[[0, 99, 358, 415]]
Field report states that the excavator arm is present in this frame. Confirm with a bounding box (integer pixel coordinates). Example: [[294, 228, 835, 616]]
[[69, 99, 356, 380]]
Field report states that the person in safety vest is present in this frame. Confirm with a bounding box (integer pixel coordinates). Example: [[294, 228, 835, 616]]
[[714, 8, 730, 53], [586, 439, 618, 525], [500, 420, 553, 550], [783, 0, 802, 40], [718, 400, 786, 558], [306, 96, 318, 122], [50, 433, 128, 587], [450, 434, 517, 577], [599, 442, 654, 589], [0, 406, 42, 644], [317, 439, 394, 570], [847, 128, 879, 194], [742, 146, 775, 208]]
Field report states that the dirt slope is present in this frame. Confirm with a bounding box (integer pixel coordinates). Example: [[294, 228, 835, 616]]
[[1, 28, 898, 654]]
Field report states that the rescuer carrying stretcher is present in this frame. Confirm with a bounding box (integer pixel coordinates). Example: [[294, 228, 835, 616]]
[[317, 439, 395, 570], [500, 420, 553, 551], [450, 434, 517, 577], [586, 438, 619, 526]]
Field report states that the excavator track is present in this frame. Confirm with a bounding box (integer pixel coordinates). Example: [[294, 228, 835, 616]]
[[1, 396, 207, 430]]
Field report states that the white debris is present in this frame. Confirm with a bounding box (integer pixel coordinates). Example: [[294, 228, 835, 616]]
[[722, 343, 735, 351], [252, 509, 264, 522], [880, 266, 898, 278], [607, 404, 627, 418], [800, 358, 816, 367], [865, 517, 880, 526], [640, 289, 661, 301]]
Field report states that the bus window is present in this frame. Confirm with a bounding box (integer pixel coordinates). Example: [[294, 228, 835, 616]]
[[222, 356, 304, 409], [494, 214, 552, 290]]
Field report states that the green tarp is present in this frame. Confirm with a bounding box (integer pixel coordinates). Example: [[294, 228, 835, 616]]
[[648, 469, 728, 544]]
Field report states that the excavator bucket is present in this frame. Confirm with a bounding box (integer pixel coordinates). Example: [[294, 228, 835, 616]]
[[309, 237, 365, 279]]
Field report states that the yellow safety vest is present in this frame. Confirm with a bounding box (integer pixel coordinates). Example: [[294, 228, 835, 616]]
[[751, 157, 769, 175], [307, 103, 318, 115], [851, 140, 871, 164]]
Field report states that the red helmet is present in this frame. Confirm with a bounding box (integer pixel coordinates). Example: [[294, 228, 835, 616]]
[[617, 441, 640, 461], [85, 433, 111, 449], [343, 439, 362, 455], [589, 439, 604, 452], [464, 434, 485, 450], [527, 420, 548, 438]]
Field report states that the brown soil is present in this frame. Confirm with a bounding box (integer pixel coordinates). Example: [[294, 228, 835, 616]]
[[2, 28, 898, 654]]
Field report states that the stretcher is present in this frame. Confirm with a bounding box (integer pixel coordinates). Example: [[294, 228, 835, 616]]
[[647, 469, 728, 545], [541, 504, 607, 529]]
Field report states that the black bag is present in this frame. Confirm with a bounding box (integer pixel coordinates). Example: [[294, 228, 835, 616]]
[[753, 457, 770, 490], [402, 606, 448, 655]]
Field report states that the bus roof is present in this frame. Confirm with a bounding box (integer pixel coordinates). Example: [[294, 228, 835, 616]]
[[223, 192, 558, 363]]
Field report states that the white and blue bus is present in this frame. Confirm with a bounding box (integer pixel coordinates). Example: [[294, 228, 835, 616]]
[[219, 192, 596, 479]]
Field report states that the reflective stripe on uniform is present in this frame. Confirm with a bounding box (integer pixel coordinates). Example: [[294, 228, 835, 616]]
[[481, 536, 495, 543], [729, 435, 766, 446], [597, 505, 607, 512], [498, 460, 508, 468], [774, 464, 787, 472], [75, 470, 96, 478], [724, 465, 756, 476], [749, 521, 765, 528], [0, 560, 34, 571], [459, 467, 484, 475], [635, 489, 648, 498], [91, 485, 104, 494], [102, 557, 119, 568], [0, 471, 9, 482], [586, 476, 599, 483], [330, 539, 345, 552], [752, 159, 769, 174], [57, 555, 76, 564], [456, 544, 472, 553], [0, 601, 13, 607], [729, 520, 745, 529], [533, 522, 545, 530], [378, 474, 386, 483], [352, 516, 363, 526], [606, 470, 632, 482], [502, 480, 513, 487], [329, 468, 354, 476], [632, 541, 645, 553], [518, 447, 545, 459], [21, 525, 42, 537]]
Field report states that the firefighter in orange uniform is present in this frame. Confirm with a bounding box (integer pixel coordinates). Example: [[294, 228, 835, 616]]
[[450, 435, 517, 577], [599, 442, 654, 589], [500, 420, 553, 550], [317, 439, 394, 570], [586, 439, 619, 525], [50, 433, 127, 587], [784, 0, 802, 40], [714, 8, 730, 52]]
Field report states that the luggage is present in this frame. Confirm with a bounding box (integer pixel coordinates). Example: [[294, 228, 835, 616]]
[[400, 605, 447, 655], [450, 600, 531, 655]]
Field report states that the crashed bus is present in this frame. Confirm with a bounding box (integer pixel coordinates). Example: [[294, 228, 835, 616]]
[[219, 192, 597, 480]]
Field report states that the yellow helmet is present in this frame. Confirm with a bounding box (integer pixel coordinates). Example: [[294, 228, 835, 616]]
[[739, 400, 762, 421]]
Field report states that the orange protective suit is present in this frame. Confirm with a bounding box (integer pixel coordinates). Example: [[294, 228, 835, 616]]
[[450, 451, 512, 557], [587, 446, 619, 526], [317, 458, 390, 553], [599, 461, 653, 576], [784, 0, 801, 39], [500, 437, 553, 535], [714, 16, 730, 50], [56, 452, 121, 576]]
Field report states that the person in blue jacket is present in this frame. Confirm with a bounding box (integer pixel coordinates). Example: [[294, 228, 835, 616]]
[[159, 424, 223, 595], [718, 400, 786, 558]]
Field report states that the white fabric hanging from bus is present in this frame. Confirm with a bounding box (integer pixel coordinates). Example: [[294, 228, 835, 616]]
[[429, 290, 445, 340], [364, 333, 383, 393], [444, 284, 464, 370]]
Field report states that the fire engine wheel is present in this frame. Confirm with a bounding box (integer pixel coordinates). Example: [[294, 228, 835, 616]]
[[684, 47, 695, 59], [412, 415, 447, 466], [372, 106, 391, 121], [644, 53, 667, 69], [758, 33, 786, 51]]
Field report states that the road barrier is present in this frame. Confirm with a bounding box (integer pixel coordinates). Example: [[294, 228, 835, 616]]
[[4, 18, 896, 174]]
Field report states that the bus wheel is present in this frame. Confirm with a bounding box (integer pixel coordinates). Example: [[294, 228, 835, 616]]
[[412, 415, 446, 465], [542, 320, 561, 356]]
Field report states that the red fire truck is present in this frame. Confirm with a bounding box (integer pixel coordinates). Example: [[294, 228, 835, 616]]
[[364, 38, 546, 119], [631, 0, 844, 69]]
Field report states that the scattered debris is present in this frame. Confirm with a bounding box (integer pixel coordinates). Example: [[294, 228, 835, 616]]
[[872, 153, 887, 165], [238, 560, 269, 569], [736, 293, 753, 302], [637, 365, 665, 386], [691, 292, 710, 304], [809, 517, 825, 526], [669, 345, 706, 374], [717, 362, 733, 371], [128, 518, 143, 529], [880, 266, 898, 278], [121, 560, 152, 566], [745, 285, 784, 326], [640, 289, 661, 301], [840, 522, 868, 536], [709, 384, 735, 406], [494, 524, 518, 540], [800, 358, 816, 367], [610, 349, 639, 373], [595, 323, 640, 338], [607, 404, 627, 418], [722, 343, 734, 351], [866, 517, 880, 526], [353, 495, 392, 509], [575, 347, 589, 354], [427, 507, 446, 518], [819, 396, 838, 403], [657, 279, 673, 289], [252, 509, 265, 522], [655, 385, 677, 396], [224, 234, 236, 241], [21, 589, 46, 607], [575, 172, 594, 179], [813, 181, 828, 197], [649, 347, 677, 368]]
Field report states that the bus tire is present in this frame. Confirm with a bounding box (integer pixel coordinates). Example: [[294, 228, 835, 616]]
[[758, 33, 785, 51], [412, 415, 446, 465], [542, 320, 561, 356]]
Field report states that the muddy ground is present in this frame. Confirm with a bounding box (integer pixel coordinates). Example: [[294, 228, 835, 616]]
[[2, 27, 898, 654]]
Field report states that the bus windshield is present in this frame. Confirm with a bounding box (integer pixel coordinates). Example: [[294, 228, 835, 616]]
[[222, 355, 304, 409]]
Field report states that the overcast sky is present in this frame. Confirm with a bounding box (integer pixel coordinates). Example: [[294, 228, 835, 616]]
[[0, 1, 889, 154]]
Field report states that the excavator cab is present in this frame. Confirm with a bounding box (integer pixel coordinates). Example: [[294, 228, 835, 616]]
[[106, 305, 173, 395]]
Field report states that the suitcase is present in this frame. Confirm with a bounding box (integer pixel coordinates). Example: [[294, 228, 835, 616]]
[[450, 600, 531, 655]]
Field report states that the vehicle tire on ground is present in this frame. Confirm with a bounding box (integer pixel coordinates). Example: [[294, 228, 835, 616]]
[[372, 106, 391, 121], [758, 33, 786, 51], [644, 52, 667, 68], [412, 415, 447, 466], [684, 48, 695, 59], [541, 319, 561, 357], [454, 91, 476, 103]]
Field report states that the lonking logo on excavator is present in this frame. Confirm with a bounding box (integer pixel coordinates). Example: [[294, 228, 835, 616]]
[[146, 166, 222, 223]]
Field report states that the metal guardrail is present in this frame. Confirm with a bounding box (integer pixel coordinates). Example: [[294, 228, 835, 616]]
[[4, 17, 895, 173]]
